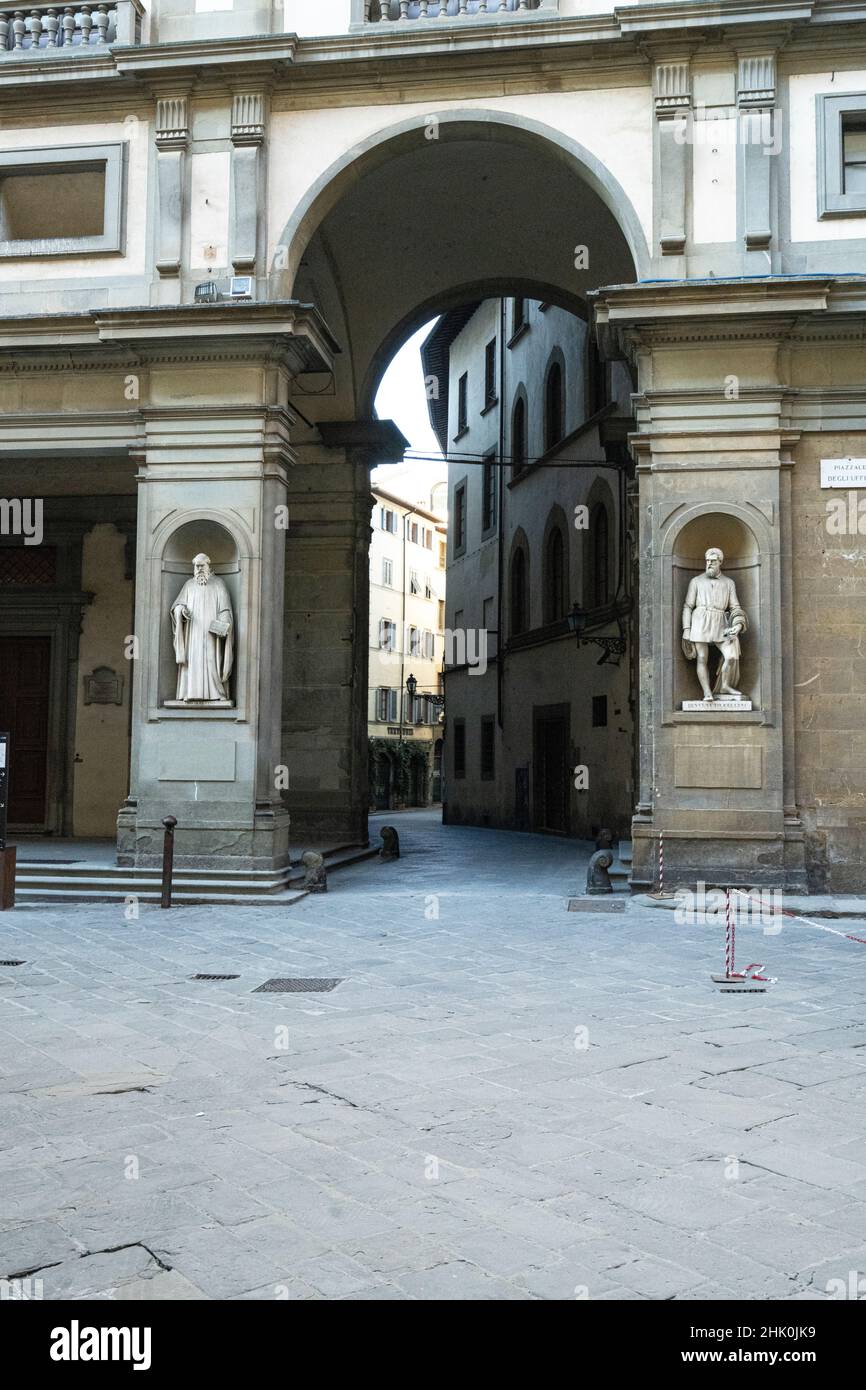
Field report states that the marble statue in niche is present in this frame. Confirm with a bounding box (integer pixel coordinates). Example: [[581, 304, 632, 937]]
[[168, 553, 234, 706], [682, 547, 748, 704]]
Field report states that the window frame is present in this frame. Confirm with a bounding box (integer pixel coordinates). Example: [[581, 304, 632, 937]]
[[453, 478, 467, 558], [455, 371, 469, 438], [544, 358, 565, 453], [481, 450, 497, 537], [817, 92, 866, 218], [511, 393, 528, 478], [0, 143, 126, 258], [483, 337, 498, 410]]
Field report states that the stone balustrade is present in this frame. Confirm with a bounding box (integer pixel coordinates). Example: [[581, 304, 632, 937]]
[[0, 1, 142, 52], [364, 1, 543, 21]]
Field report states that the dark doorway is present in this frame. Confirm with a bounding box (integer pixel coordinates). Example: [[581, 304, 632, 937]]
[[0, 635, 51, 826], [533, 704, 570, 835]]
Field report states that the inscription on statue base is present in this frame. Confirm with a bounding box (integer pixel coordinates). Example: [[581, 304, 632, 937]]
[[164, 699, 233, 708], [682, 699, 753, 712]]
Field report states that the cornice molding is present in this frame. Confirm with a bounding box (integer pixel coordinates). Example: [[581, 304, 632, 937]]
[[0, 302, 338, 375]]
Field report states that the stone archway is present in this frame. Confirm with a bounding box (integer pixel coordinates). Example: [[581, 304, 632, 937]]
[[269, 111, 642, 847]]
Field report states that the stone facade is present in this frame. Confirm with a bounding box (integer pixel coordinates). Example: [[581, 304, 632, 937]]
[[0, 0, 862, 889], [367, 485, 447, 811]]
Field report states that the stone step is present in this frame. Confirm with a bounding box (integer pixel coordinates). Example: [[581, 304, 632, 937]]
[[10, 844, 380, 905]]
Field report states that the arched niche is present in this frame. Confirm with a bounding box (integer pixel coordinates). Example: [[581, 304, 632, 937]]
[[672, 512, 761, 709], [159, 519, 241, 710]]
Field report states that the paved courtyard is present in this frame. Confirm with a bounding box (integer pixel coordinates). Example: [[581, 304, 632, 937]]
[[2, 810, 866, 1301]]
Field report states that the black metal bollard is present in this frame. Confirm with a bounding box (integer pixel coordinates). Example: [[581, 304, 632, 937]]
[[160, 816, 177, 909]]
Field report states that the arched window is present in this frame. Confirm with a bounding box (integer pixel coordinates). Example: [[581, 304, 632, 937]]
[[543, 522, 568, 624], [544, 360, 564, 452], [510, 545, 528, 637], [511, 395, 527, 477], [591, 504, 610, 608]]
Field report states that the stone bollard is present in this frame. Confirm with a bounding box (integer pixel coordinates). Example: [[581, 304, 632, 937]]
[[380, 825, 400, 860], [586, 848, 614, 895], [595, 827, 614, 853], [301, 850, 328, 893]]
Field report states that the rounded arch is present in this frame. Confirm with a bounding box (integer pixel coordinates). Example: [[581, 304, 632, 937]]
[[358, 280, 585, 418], [510, 384, 529, 478], [665, 507, 766, 711], [583, 477, 616, 611], [542, 503, 571, 625], [509, 526, 531, 638], [153, 516, 246, 714], [271, 107, 651, 297], [543, 346, 567, 453]]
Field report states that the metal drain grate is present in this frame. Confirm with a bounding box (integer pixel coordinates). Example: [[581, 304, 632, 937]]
[[191, 973, 240, 981], [253, 977, 343, 994], [0, 959, 25, 966]]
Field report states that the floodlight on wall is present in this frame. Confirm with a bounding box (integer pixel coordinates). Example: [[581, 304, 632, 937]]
[[229, 276, 254, 300], [194, 280, 219, 303]]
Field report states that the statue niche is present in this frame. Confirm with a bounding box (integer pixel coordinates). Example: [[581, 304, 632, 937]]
[[672, 513, 761, 712], [166, 552, 234, 707], [681, 547, 748, 704]]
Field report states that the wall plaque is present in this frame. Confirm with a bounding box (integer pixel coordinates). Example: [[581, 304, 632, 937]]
[[820, 459, 866, 488], [84, 666, 124, 706]]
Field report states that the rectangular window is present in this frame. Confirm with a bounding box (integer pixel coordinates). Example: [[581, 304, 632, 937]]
[[818, 93, 866, 217], [592, 695, 608, 728], [0, 143, 124, 258], [424, 528, 433, 550], [425, 577, 433, 600], [482, 452, 497, 534], [377, 687, 392, 721], [379, 618, 397, 651], [379, 507, 398, 534], [409, 626, 421, 656], [843, 117, 866, 194], [410, 521, 419, 544], [454, 481, 467, 556], [424, 630, 435, 660], [382, 557, 393, 586], [484, 338, 497, 407], [456, 372, 468, 436], [480, 716, 495, 781], [410, 569, 420, 596], [454, 720, 466, 778], [438, 538, 447, 569], [438, 599, 446, 630], [513, 297, 526, 335]]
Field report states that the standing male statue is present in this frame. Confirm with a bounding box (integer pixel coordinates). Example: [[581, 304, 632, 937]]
[[170, 553, 234, 705], [682, 547, 748, 703]]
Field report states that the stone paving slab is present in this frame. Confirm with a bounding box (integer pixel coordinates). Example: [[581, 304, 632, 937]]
[[1, 809, 866, 1300]]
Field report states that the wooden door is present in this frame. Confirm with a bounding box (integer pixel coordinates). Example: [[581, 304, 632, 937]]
[[0, 636, 51, 826], [533, 710, 570, 835]]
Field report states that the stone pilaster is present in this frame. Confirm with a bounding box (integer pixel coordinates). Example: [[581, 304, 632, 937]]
[[154, 96, 190, 284], [737, 52, 777, 257], [654, 59, 691, 259], [230, 92, 266, 276], [281, 420, 407, 847]]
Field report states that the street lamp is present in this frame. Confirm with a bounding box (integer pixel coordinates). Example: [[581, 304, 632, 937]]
[[567, 603, 627, 666], [405, 673, 418, 700]]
